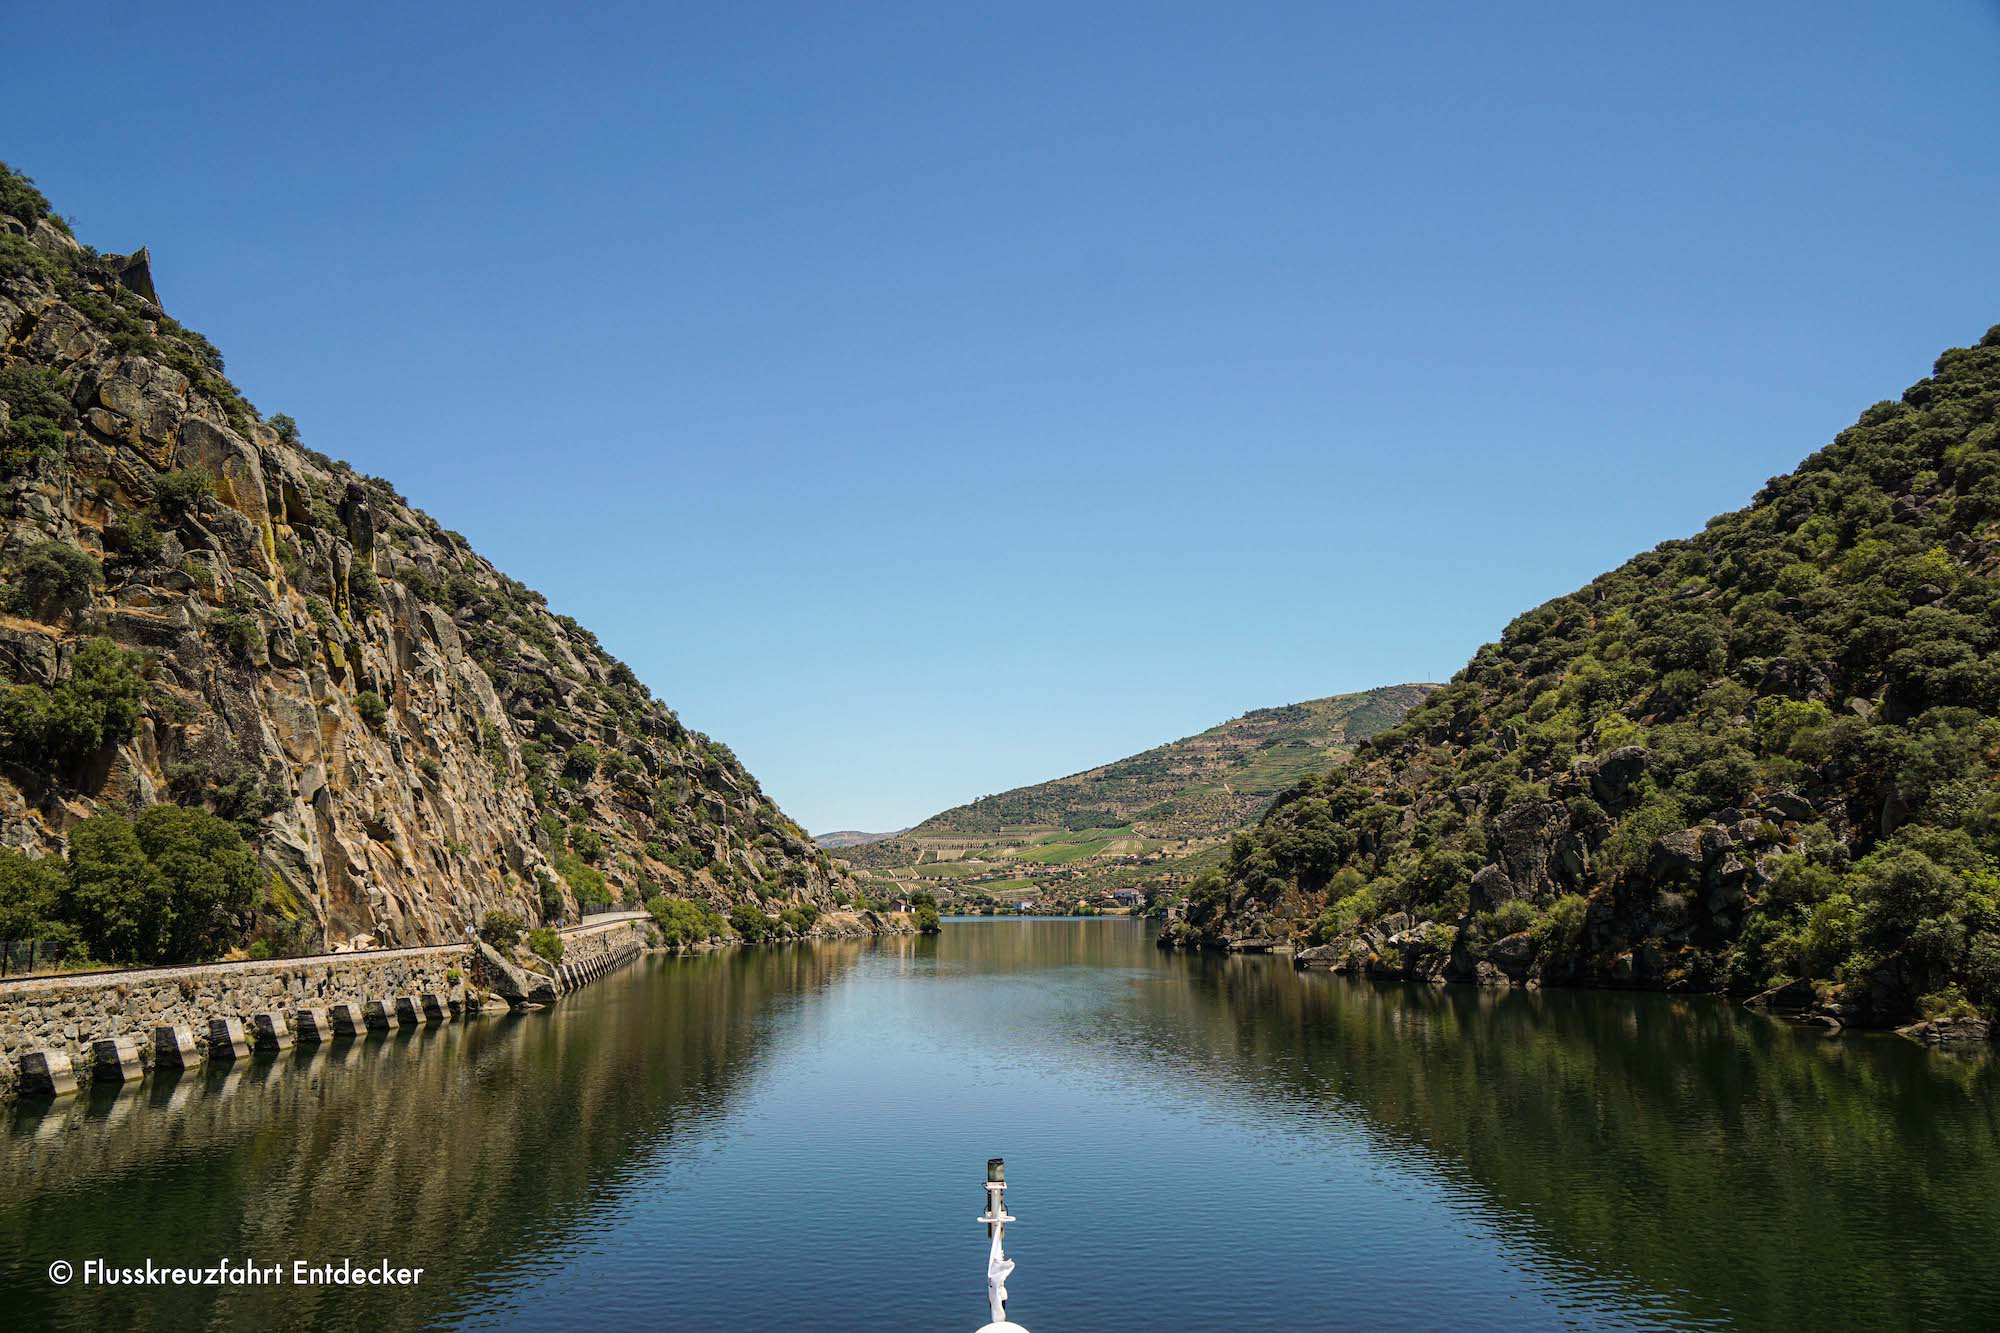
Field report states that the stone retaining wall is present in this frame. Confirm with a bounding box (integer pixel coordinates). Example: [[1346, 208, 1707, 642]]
[[3, 911, 917, 1099], [555, 914, 651, 991], [0, 944, 470, 1099]]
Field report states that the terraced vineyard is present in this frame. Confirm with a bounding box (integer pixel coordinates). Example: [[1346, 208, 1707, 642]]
[[832, 684, 1434, 909]]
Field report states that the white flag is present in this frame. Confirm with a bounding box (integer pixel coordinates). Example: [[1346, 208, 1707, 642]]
[[986, 1227, 1016, 1324]]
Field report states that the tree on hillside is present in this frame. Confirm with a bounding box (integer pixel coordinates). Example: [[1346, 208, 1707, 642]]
[[54, 806, 259, 965], [0, 637, 147, 774]]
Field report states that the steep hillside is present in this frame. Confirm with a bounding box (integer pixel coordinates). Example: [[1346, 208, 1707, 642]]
[[841, 684, 1433, 907], [0, 163, 857, 963], [1176, 327, 2000, 1030]]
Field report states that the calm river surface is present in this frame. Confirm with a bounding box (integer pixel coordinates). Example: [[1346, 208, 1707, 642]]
[[3, 918, 1997, 1330]]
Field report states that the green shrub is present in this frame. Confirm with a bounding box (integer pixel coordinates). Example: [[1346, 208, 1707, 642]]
[[658, 842, 709, 874], [0, 161, 61, 228], [1305, 881, 1380, 945], [1480, 899, 1538, 938], [913, 904, 942, 934], [104, 512, 164, 565], [557, 850, 612, 908], [0, 637, 147, 772], [1529, 894, 1591, 963], [569, 824, 604, 862], [153, 468, 215, 521], [647, 894, 725, 947], [7, 541, 99, 624], [1601, 795, 1686, 876], [354, 690, 388, 728], [348, 566, 384, 611], [479, 910, 525, 948], [0, 233, 65, 284], [212, 610, 266, 662], [1181, 867, 1232, 937], [250, 910, 317, 961], [651, 777, 686, 819], [535, 868, 565, 922], [1916, 983, 1977, 1020], [0, 413, 65, 476], [562, 743, 600, 783], [0, 364, 71, 421], [0, 364, 73, 476], [527, 926, 564, 965], [729, 903, 777, 943]]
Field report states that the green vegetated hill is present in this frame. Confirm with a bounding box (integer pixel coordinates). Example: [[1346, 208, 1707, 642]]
[[836, 684, 1435, 908], [0, 162, 872, 968], [813, 828, 907, 849], [1175, 325, 2000, 1032]]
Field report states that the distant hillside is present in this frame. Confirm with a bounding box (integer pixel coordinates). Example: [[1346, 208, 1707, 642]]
[[814, 828, 907, 849], [837, 684, 1435, 907], [915, 685, 1437, 843]]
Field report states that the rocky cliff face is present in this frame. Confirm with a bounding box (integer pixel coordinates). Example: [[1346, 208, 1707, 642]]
[[1175, 325, 2000, 1030], [0, 165, 853, 953]]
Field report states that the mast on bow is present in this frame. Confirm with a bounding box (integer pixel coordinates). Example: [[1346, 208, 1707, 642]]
[[976, 1157, 1029, 1332]]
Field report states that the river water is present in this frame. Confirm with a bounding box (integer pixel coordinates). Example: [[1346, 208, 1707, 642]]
[[2, 917, 1996, 1330]]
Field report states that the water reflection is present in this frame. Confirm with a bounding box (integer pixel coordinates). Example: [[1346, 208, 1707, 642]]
[[1, 922, 1993, 1331], [1095, 946, 2000, 1329], [0, 939, 875, 1331]]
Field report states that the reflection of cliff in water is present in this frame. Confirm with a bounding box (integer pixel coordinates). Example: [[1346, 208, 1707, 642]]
[[0, 940, 877, 1332], [6, 924, 1994, 1331], [1080, 943, 2000, 1331]]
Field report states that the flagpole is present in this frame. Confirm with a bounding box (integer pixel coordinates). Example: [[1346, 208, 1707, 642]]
[[976, 1157, 1029, 1332]]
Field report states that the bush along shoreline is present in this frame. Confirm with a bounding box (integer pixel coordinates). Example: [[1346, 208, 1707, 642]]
[[644, 895, 923, 953]]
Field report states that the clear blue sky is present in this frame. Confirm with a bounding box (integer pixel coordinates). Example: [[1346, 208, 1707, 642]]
[[10, 2, 1999, 832]]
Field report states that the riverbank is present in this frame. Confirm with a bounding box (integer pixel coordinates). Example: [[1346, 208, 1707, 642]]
[[1, 908, 918, 1100], [1157, 918, 1993, 1048]]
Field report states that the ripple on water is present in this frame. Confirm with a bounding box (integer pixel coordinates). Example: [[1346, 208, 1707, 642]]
[[2, 920, 1996, 1331]]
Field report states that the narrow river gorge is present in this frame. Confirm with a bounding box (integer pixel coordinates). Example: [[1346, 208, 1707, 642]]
[[3, 919, 1995, 1331]]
